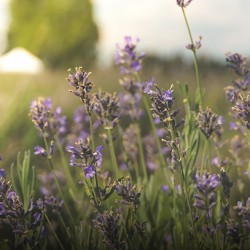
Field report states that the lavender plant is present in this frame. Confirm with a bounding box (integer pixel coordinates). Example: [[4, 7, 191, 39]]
[[1, 1, 250, 249]]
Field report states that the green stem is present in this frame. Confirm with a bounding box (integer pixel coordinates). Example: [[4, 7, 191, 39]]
[[45, 214, 65, 250], [169, 128, 200, 249], [206, 139, 212, 172], [48, 158, 75, 226], [89, 114, 95, 149], [55, 136, 78, 195], [42, 135, 75, 226], [200, 137, 207, 174], [181, 7, 204, 110], [107, 129, 119, 177], [135, 123, 148, 181]]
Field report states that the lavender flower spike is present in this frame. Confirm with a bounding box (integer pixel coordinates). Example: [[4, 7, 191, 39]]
[[194, 172, 220, 211], [115, 36, 145, 75], [177, 0, 193, 8]]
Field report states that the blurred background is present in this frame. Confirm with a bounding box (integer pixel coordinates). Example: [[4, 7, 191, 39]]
[[0, 0, 249, 164]]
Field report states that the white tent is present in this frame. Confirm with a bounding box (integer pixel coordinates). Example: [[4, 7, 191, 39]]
[[0, 47, 44, 74]]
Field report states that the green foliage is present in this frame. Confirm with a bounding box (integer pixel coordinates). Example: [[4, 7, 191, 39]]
[[10, 151, 36, 212], [7, 0, 99, 68]]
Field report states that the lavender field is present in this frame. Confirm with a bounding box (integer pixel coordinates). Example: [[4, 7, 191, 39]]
[[0, 1, 249, 249]]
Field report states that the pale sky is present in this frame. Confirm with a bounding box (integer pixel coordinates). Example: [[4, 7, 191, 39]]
[[1, 0, 250, 65]]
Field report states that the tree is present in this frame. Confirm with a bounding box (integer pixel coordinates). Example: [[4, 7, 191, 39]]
[[7, 0, 99, 69]]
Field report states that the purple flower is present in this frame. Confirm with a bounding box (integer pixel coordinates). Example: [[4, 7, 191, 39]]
[[0, 169, 6, 178], [94, 146, 104, 167], [197, 107, 223, 139], [233, 74, 250, 90], [177, 0, 193, 8], [186, 36, 202, 51], [44, 195, 64, 208], [234, 197, 250, 231], [93, 92, 120, 129], [30, 97, 52, 132], [161, 185, 169, 193], [143, 80, 155, 96], [194, 172, 219, 211], [67, 67, 94, 113], [84, 164, 96, 178], [30, 97, 67, 140], [34, 142, 54, 158], [0, 203, 6, 215], [226, 52, 249, 76], [34, 146, 48, 158], [115, 36, 144, 75], [162, 89, 174, 102], [67, 139, 104, 172]]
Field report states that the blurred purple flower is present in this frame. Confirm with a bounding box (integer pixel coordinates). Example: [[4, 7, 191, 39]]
[[84, 164, 96, 179], [115, 36, 144, 75], [34, 146, 48, 158], [161, 185, 169, 193], [226, 52, 249, 76], [94, 146, 104, 167], [177, 0, 193, 8], [0, 169, 6, 178], [93, 92, 120, 130]]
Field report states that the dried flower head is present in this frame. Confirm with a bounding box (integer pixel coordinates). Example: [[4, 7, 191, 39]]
[[93, 210, 125, 250], [115, 176, 142, 210], [197, 107, 223, 139], [67, 67, 94, 114]]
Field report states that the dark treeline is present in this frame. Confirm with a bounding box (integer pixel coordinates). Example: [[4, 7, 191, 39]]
[[142, 54, 228, 77]]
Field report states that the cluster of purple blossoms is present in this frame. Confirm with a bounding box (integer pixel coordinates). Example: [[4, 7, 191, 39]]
[[225, 53, 250, 129], [186, 36, 202, 52], [93, 92, 120, 130], [30, 97, 67, 139], [197, 107, 224, 139], [93, 210, 125, 250], [193, 172, 220, 211], [115, 36, 145, 75], [144, 80, 184, 131], [226, 53, 249, 77], [0, 169, 45, 248], [34, 141, 54, 159], [67, 139, 104, 179], [234, 197, 250, 232], [67, 67, 94, 114], [115, 176, 142, 210]]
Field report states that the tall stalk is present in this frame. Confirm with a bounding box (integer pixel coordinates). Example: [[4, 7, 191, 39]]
[[181, 7, 204, 110]]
